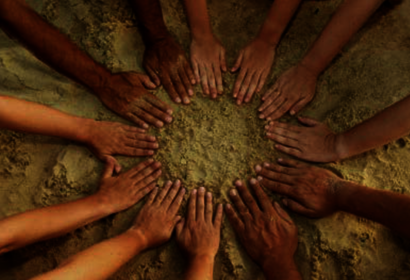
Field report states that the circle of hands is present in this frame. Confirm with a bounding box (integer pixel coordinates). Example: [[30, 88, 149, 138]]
[[88, 32, 345, 271]]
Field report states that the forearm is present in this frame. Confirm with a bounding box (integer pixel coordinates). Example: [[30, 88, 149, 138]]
[[183, 0, 213, 40], [257, 0, 302, 46], [262, 259, 302, 280], [0, 0, 111, 90], [32, 230, 146, 280], [184, 255, 214, 280], [0, 95, 96, 143], [300, 0, 384, 76], [336, 94, 410, 159], [337, 180, 410, 238], [0, 194, 110, 254], [130, 0, 169, 45]]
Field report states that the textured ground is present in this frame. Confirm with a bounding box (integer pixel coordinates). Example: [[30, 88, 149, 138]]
[[1, 0, 410, 279]]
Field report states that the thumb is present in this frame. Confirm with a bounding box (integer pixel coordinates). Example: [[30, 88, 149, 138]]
[[298, 116, 320, 127], [140, 74, 157, 89], [175, 217, 185, 236], [101, 157, 117, 179]]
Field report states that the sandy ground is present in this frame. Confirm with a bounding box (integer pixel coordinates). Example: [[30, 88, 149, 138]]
[[1, 0, 410, 279]]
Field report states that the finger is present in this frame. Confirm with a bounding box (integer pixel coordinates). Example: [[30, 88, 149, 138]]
[[126, 132, 156, 142], [199, 64, 210, 95], [188, 189, 197, 221], [192, 60, 200, 84], [184, 60, 196, 85], [234, 180, 260, 218], [290, 98, 309, 116], [162, 180, 182, 209], [125, 159, 155, 178], [140, 74, 157, 89], [233, 68, 247, 99], [173, 71, 190, 104], [168, 186, 186, 215], [124, 139, 158, 150], [197, 187, 206, 221], [298, 116, 320, 127], [162, 75, 181, 104], [145, 95, 173, 116], [283, 198, 312, 216], [214, 64, 224, 95], [244, 72, 261, 103], [154, 180, 173, 205], [126, 112, 149, 129], [259, 179, 293, 197], [129, 161, 161, 182], [131, 107, 164, 128], [273, 202, 294, 223], [275, 144, 303, 158], [266, 133, 300, 149], [145, 65, 161, 86], [225, 204, 244, 232], [229, 188, 251, 224], [175, 218, 186, 236], [205, 192, 213, 224], [256, 71, 269, 93], [249, 178, 273, 212], [213, 204, 223, 230], [145, 186, 159, 205], [207, 65, 218, 98], [123, 147, 155, 157], [101, 158, 115, 179], [179, 67, 194, 98], [231, 50, 243, 72], [134, 182, 157, 203], [237, 72, 254, 105]]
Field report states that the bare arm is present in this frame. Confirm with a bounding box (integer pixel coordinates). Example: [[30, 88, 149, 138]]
[[32, 180, 185, 280], [0, 160, 161, 254]]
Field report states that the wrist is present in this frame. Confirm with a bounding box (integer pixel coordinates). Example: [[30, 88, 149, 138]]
[[126, 227, 149, 251], [299, 56, 324, 78], [73, 118, 97, 144], [190, 253, 215, 264], [335, 180, 361, 213], [334, 133, 350, 161]]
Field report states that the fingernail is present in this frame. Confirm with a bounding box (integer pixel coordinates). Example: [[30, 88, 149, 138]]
[[266, 132, 272, 137], [267, 117, 272, 121], [188, 89, 194, 96], [167, 180, 173, 185], [192, 189, 197, 194], [199, 187, 205, 193], [255, 165, 262, 172], [263, 162, 270, 167], [148, 150, 154, 155], [282, 199, 288, 206], [191, 79, 196, 84], [259, 114, 265, 119], [143, 123, 149, 129], [235, 180, 243, 187], [154, 143, 159, 148], [278, 158, 283, 162], [207, 192, 212, 198], [157, 121, 164, 127], [176, 179, 181, 184], [166, 116, 173, 123], [167, 109, 173, 115], [265, 125, 270, 130], [250, 178, 257, 185], [150, 136, 156, 141], [269, 121, 274, 126], [184, 97, 190, 104], [230, 189, 237, 196], [226, 204, 231, 209], [290, 110, 295, 115], [237, 100, 241, 105], [148, 158, 154, 163], [175, 97, 182, 103], [257, 176, 263, 181]]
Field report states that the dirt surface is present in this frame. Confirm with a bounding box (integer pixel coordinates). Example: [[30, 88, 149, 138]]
[[1, 0, 410, 279]]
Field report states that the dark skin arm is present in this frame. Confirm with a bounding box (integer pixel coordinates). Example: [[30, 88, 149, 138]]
[[256, 158, 410, 239], [265, 94, 410, 163], [130, 0, 196, 105], [0, 0, 172, 129], [226, 179, 302, 280]]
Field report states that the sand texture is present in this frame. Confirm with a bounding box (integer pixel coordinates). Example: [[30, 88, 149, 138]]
[[1, 0, 410, 279]]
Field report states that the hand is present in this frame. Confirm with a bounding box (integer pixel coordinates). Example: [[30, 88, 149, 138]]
[[129, 180, 186, 249], [96, 159, 162, 214], [255, 158, 343, 218], [176, 187, 223, 259], [259, 63, 317, 120], [95, 72, 173, 129], [265, 116, 345, 163], [225, 179, 299, 278], [85, 121, 159, 171], [231, 37, 276, 105], [144, 36, 196, 105], [190, 35, 227, 98]]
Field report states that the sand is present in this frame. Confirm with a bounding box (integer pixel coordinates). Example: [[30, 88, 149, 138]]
[[1, 0, 410, 279]]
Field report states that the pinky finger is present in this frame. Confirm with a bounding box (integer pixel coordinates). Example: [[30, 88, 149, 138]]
[[126, 113, 149, 129], [282, 198, 312, 217], [136, 183, 157, 203], [213, 203, 223, 230], [275, 144, 302, 158], [290, 98, 309, 116]]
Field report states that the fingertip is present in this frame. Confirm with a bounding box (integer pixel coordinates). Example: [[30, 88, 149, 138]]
[[250, 178, 257, 185], [254, 165, 262, 173], [234, 180, 243, 187], [282, 199, 288, 206]]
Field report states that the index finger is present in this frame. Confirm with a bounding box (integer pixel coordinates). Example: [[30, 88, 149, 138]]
[[249, 178, 274, 213], [145, 94, 173, 115], [162, 75, 181, 104], [123, 159, 155, 178]]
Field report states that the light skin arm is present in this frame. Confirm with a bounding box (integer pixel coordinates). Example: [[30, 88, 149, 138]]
[[0, 159, 162, 255], [0, 0, 172, 128], [32, 180, 186, 280], [232, 0, 302, 105], [183, 0, 227, 98], [0, 95, 159, 169], [256, 158, 410, 239], [265, 93, 410, 163], [259, 0, 385, 120]]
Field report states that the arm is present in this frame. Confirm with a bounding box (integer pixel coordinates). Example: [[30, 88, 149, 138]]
[[0, 160, 161, 254], [231, 0, 302, 105], [257, 158, 410, 239], [130, 0, 196, 105], [264, 93, 410, 163], [33, 180, 185, 280], [225, 179, 302, 280], [0, 96, 159, 168], [0, 1, 172, 128], [259, 0, 385, 120], [175, 188, 223, 280], [183, 0, 227, 98]]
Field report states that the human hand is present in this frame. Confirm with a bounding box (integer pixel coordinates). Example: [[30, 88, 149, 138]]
[[176, 187, 223, 260], [96, 159, 162, 214], [255, 158, 343, 218], [144, 36, 196, 105], [190, 35, 227, 98], [85, 120, 159, 171], [231, 37, 276, 105], [129, 180, 186, 249], [225, 179, 299, 277], [95, 72, 173, 129], [259, 63, 317, 120], [265, 116, 346, 163]]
